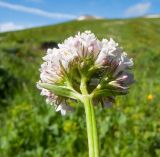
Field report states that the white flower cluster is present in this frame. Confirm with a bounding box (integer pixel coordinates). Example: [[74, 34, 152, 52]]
[[37, 31, 134, 115]]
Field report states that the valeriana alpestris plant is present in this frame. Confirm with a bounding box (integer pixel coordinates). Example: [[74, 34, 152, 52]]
[[37, 31, 134, 157]]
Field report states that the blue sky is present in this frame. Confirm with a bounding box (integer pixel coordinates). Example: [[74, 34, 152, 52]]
[[0, 0, 160, 32]]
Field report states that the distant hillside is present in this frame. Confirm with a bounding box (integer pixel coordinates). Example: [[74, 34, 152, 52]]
[[1, 18, 160, 45]]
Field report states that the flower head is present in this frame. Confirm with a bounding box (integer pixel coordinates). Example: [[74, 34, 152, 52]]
[[37, 31, 134, 115]]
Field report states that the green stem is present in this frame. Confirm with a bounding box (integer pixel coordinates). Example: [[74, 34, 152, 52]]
[[91, 99, 99, 157], [80, 76, 100, 157], [83, 96, 100, 157]]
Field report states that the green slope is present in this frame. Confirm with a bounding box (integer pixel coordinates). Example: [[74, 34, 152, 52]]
[[0, 18, 160, 157]]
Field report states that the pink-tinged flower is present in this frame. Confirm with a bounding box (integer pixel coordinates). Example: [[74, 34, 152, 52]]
[[37, 31, 134, 115]]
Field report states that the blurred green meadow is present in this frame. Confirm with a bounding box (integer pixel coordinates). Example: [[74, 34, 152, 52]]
[[0, 18, 160, 157]]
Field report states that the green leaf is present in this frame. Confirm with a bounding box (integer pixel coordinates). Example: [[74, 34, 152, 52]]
[[38, 83, 80, 100]]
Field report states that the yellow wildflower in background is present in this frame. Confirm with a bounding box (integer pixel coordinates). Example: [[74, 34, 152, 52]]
[[147, 94, 153, 101]]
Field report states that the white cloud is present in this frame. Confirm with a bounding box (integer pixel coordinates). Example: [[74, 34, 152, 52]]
[[124, 2, 151, 17], [0, 1, 76, 19], [0, 22, 28, 32]]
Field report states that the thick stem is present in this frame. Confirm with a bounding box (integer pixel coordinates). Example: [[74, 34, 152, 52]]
[[83, 95, 100, 157], [90, 99, 99, 157], [80, 76, 100, 157]]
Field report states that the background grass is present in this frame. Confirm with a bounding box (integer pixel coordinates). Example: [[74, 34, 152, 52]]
[[0, 18, 160, 157]]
